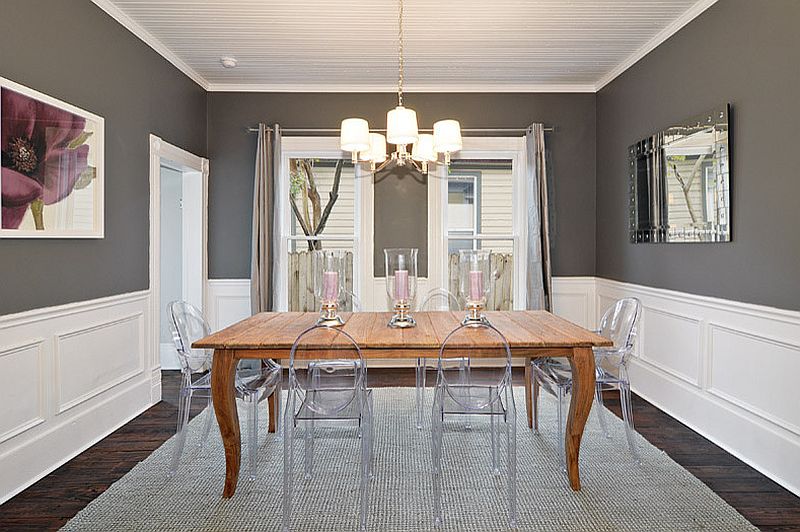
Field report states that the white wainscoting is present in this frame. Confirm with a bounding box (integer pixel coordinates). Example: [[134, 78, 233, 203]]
[[595, 278, 800, 498], [209, 276, 800, 496], [0, 290, 157, 504]]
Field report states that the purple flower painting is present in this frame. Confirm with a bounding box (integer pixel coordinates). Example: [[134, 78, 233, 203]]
[[1, 80, 103, 237]]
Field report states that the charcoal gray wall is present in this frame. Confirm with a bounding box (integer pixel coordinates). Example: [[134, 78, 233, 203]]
[[0, 0, 207, 314], [596, 0, 800, 311], [206, 92, 596, 279]]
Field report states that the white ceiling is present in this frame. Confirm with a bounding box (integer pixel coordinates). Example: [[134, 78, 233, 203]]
[[94, 0, 716, 92]]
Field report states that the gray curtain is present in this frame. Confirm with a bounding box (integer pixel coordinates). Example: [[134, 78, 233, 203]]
[[525, 123, 553, 311], [250, 123, 281, 314]]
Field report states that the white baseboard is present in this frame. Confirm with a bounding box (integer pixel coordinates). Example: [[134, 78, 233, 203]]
[[0, 290, 158, 504]]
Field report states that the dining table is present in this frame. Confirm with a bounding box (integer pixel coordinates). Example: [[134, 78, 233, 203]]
[[193, 310, 612, 498]]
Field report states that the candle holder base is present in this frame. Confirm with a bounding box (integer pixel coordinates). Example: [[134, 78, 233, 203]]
[[317, 303, 345, 328], [388, 301, 416, 328], [462, 303, 489, 326]]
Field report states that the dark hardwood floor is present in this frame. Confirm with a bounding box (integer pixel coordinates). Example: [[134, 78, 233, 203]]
[[0, 369, 798, 531]]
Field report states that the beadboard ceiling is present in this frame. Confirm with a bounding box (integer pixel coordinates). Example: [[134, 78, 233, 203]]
[[94, 0, 717, 92]]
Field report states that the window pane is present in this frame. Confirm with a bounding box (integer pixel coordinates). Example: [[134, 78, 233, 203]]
[[447, 238, 514, 310], [289, 158, 355, 240], [287, 239, 355, 312], [448, 159, 513, 236]]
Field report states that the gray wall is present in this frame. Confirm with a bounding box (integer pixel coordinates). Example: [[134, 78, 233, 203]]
[[596, 0, 800, 311], [207, 92, 596, 279], [0, 0, 206, 314]]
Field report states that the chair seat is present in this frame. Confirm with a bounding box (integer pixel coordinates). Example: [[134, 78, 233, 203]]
[[295, 388, 372, 421], [441, 385, 506, 416]]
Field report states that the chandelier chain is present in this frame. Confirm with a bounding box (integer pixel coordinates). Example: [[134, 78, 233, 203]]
[[397, 0, 404, 107]]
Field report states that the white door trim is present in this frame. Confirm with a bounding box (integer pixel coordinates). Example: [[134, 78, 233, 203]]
[[148, 135, 209, 394]]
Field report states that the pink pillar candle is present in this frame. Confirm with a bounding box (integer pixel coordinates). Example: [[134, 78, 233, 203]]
[[469, 270, 484, 301], [394, 270, 410, 300], [322, 271, 339, 302]]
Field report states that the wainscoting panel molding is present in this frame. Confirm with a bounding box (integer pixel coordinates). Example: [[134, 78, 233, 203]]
[[596, 278, 800, 497], [0, 290, 156, 504]]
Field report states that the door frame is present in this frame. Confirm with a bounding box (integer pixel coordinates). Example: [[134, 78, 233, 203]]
[[148, 135, 209, 385]]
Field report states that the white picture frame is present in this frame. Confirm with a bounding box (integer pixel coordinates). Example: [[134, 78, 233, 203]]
[[1, 76, 104, 238]]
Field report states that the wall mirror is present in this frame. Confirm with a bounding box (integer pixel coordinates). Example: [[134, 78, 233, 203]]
[[629, 105, 730, 243]]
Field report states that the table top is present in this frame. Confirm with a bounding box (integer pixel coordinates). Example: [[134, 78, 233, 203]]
[[193, 311, 611, 357]]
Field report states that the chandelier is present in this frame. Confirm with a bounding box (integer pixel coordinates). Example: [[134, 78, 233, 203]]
[[339, 0, 462, 174]]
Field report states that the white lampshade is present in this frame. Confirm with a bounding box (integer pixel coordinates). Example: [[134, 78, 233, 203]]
[[433, 119, 463, 153], [368, 133, 387, 163], [340, 118, 370, 152], [386, 106, 418, 145], [411, 133, 436, 162]]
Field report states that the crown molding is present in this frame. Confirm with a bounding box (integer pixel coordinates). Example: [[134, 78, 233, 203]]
[[594, 0, 718, 91], [89, 0, 209, 90], [206, 83, 598, 93]]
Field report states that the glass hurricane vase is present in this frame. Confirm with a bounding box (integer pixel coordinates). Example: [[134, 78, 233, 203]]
[[458, 249, 492, 324], [313, 249, 347, 327], [384, 248, 418, 328]]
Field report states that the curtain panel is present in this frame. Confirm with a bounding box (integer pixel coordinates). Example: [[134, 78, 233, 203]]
[[525, 123, 553, 311], [250, 123, 281, 314]]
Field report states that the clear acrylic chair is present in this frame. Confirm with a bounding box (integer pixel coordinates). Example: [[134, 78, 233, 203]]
[[415, 288, 470, 429], [431, 322, 517, 528], [531, 297, 642, 466], [167, 301, 282, 480], [283, 325, 373, 532]]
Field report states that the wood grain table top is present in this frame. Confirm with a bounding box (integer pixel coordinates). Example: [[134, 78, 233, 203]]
[[193, 311, 612, 356]]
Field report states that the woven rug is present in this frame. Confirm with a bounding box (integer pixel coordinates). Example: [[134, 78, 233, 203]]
[[62, 388, 755, 531]]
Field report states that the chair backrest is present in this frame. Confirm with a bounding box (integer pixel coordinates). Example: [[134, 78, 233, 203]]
[[343, 289, 362, 312], [418, 288, 461, 311], [438, 322, 512, 410], [598, 297, 641, 351], [167, 300, 212, 373], [289, 325, 365, 416]]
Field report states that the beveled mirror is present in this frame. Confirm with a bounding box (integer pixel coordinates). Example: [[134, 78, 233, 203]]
[[629, 105, 730, 243]]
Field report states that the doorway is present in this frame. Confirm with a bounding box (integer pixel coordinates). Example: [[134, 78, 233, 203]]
[[148, 135, 209, 380]]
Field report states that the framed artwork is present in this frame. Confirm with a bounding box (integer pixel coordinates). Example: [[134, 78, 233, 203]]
[[1, 76, 104, 238]]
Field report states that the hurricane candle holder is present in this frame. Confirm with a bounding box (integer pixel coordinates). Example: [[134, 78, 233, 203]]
[[313, 249, 347, 327], [385, 248, 418, 328], [459, 249, 492, 325]]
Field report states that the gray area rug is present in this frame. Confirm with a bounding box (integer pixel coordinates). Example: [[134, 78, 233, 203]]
[[62, 388, 755, 531]]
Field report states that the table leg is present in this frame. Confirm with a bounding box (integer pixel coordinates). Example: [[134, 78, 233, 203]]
[[565, 347, 595, 491], [212, 349, 241, 498], [524, 357, 533, 429], [268, 393, 276, 433]]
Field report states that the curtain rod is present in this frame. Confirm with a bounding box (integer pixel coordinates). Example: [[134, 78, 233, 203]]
[[246, 126, 554, 134]]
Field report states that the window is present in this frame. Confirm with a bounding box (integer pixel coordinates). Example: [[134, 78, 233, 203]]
[[428, 137, 527, 311], [276, 138, 370, 312]]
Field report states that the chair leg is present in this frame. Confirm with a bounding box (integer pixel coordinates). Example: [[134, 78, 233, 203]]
[[274, 382, 283, 439], [595, 383, 610, 439], [532, 370, 540, 435], [431, 386, 445, 528], [282, 392, 296, 532], [463, 360, 472, 431], [620, 383, 641, 463], [248, 394, 258, 481], [169, 389, 192, 477], [416, 357, 424, 430], [198, 396, 214, 450], [304, 416, 314, 480], [491, 408, 499, 476], [505, 386, 518, 528], [556, 386, 566, 473], [359, 392, 372, 532]]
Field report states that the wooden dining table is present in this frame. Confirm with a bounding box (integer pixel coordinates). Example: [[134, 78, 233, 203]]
[[193, 310, 612, 498]]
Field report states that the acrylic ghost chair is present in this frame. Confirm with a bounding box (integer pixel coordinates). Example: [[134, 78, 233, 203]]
[[431, 322, 517, 528], [282, 325, 373, 532], [414, 288, 471, 430], [530, 297, 643, 467], [167, 301, 282, 480]]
